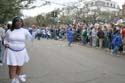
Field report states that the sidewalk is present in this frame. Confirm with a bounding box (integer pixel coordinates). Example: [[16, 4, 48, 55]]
[[0, 65, 9, 83]]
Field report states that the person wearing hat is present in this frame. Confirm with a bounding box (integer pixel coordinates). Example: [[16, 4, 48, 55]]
[[3, 17, 33, 83]]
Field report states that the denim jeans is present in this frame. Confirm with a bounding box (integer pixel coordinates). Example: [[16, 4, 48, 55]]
[[82, 38, 87, 45], [68, 38, 73, 46], [112, 46, 119, 56], [92, 37, 97, 47], [89, 37, 92, 47]]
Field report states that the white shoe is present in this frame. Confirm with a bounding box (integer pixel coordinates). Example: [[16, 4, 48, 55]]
[[15, 78, 20, 83], [0, 63, 3, 66], [11, 78, 16, 83], [18, 74, 27, 82]]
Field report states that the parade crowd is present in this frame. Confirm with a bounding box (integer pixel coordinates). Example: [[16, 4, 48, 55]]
[[27, 22, 125, 57], [0, 22, 125, 67]]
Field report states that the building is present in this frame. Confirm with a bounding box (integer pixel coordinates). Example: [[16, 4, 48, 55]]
[[122, 3, 125, 19], [80, 0, 120, 15], [58, 0, 121, 23]]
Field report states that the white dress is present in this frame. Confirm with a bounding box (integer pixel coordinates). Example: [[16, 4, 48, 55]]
[[4, 28, 33, 66]]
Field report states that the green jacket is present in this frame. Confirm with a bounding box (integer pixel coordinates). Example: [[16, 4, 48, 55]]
[[82, 30, 87, 40]]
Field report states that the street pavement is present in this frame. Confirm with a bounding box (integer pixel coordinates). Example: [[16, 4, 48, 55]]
[[0, 39, 125, 83]]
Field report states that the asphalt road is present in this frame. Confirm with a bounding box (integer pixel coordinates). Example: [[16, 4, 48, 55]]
[[0, 39, 125, 83]]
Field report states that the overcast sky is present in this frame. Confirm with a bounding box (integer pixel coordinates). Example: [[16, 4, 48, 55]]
[[22, 0, 125, 17]]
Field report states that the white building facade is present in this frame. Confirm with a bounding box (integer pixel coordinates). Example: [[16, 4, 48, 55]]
[[58, 0, 121, 23], [79, 0, 120, 15]]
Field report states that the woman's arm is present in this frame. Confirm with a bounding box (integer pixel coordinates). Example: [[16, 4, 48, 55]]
[[25, 29, 34, 41]]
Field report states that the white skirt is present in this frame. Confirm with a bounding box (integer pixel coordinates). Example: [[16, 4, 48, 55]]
[[3, 48, 29, 66]]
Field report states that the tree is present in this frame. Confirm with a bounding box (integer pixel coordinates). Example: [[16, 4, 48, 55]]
[[36, 15, 45, 26], [24, 17, 37, 27], [0, 0, 52, 24], [0, 0, 36, 23]]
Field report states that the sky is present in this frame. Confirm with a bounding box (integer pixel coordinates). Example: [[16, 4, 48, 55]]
[[22, 0, 125, 17]]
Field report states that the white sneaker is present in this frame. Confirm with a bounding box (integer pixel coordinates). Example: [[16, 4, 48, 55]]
[[15, 78, 20, 83], [20, 75, 27, 78], [18, 74, 27, 82], [0, 63, 3, 66], [11, 78, 16, 83]]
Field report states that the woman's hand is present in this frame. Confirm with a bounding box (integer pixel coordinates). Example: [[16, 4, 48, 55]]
[[4, 44, 9, 48]]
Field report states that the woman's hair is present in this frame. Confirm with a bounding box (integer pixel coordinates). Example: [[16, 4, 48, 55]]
[[11, 17, 24, 31]]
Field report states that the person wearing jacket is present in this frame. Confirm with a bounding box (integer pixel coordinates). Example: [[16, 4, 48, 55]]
[[112, 29, 122, 56], [67, 27, 74, 46], [97, 27, 105, 48], [82, 28, 88, 45]]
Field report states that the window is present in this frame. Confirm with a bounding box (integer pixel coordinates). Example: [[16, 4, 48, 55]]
[[113, 4, 115, 8], [91, 2, 94, 6], [111, 3, 112, 7], [117, 5, 119, 9], [107, 3, 109, 7], [123, 9, 125, 15]]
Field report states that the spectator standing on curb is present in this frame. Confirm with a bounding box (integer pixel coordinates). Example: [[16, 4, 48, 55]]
[[82, 28, 87, 45], [112, 29, 122, 56], [97, 26, 105, 48]]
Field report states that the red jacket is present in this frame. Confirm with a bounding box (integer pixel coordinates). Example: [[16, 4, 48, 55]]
[[122, 27, 125, 37]]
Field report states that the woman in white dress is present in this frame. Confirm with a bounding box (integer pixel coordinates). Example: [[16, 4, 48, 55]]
[[4, 17, 33, 83]]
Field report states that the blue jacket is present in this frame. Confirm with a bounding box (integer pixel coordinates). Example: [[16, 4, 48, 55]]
[[112, 33, 122, 47], [67, 28, 74, 40]]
